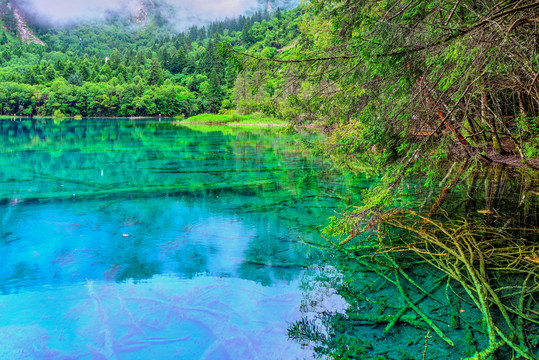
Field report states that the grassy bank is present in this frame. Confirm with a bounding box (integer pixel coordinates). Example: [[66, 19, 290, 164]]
[[0, 115, 26, 119], [177, 113, 287, 126]]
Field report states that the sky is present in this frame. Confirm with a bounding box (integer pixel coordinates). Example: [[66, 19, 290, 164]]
[[14, 0, 263, 28]]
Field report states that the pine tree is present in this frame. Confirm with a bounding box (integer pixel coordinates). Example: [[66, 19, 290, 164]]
[[0, 31, 8, 45], [241, 24, 253, 46], [134, 51, 145, 66], [44, 64, 56, 82], [159, 47, 170, 71], [146, 58, 162, 85], [202, 39, 215, 74], [169, 47, 186, 74], [206, 69, 222, 113]]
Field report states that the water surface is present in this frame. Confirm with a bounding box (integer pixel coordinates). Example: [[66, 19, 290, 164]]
[[0, 119, 362, 359]]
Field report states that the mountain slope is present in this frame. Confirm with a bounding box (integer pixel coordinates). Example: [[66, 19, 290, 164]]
[[0, 0, 43, 44]]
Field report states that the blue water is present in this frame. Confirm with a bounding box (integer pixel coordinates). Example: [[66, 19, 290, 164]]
[[0, 119, 361, 359]]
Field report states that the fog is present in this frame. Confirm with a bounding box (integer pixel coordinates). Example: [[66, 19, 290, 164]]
[[14, 0, 264, 28]]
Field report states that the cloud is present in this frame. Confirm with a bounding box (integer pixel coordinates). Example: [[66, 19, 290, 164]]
[[15, 0, 128, 24], [169, 0, 258, 19], [14, 0, 262, 28]]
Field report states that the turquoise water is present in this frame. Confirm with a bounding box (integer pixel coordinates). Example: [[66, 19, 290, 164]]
[[0, 119, 362, 359]]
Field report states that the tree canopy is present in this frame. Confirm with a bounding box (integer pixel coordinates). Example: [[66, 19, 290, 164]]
[[0, 7, 301, 117]]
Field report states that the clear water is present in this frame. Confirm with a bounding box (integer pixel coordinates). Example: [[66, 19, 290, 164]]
[[0, 119, 362, 359]]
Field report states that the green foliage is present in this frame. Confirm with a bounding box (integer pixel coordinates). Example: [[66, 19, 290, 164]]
[[519, 116, 539, 157], [53, 109, 65, 118], [0, 6, 297, 118], [179, 112, 285, 125], [226, 0, 539, 218], [322, 216, 353, 239], [67, 73, 84, 87]]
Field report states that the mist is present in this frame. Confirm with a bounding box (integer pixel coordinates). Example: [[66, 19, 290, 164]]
[[14, 0, 263, 29]]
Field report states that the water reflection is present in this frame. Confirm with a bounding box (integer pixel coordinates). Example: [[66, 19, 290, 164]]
[[0, 180, 322, 290], [0, 118, 363, 359], [0, 276, 311, 359], [292, 163, 539, 359]]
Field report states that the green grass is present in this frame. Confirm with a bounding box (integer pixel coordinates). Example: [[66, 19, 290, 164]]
[[0, 115, 27, 119], [177, 124, 283, 136], [177, 113, 287, 126]]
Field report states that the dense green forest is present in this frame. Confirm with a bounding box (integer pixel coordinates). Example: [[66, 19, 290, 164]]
[[2, 0, 537, 170], [0, 2, 300, 117], [230, 0, 539, 165], [0, 0, 537, 218]]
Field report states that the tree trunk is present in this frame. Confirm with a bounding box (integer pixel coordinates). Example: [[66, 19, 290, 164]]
[[419, 78, 472, 154], [465, 171, 480, 217], [464, 118, 480, 143], [518, 92, 527, 118], [481, 89, 506, 155]]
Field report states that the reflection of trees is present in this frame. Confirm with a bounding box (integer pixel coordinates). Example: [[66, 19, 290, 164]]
[[116, 257, 163, 282], [429, 165, 537, 233], [0, 119, 358, 204], [291, 164, 538, 359], [0, 119, 363, 288]]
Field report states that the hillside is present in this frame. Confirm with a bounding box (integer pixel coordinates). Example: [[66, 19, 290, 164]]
[[0, 0, 537, 169], [0, 2, 302, 117]]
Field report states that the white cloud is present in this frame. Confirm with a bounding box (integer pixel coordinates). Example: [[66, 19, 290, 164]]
[[17, 0, 128, 23], [15, 0, 261, 27]]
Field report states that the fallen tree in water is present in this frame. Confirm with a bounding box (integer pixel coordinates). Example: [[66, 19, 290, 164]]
[[376, 209, 539, 359], [289, 164, 538, 359]]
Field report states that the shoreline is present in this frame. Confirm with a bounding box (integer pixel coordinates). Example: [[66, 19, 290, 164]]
[[0, 115, 288, 127], [176, 121, 287, 127], [2, 116, 535, 169], [448, 143, 539, 170]]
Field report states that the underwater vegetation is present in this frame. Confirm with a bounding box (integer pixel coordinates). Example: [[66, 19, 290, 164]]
[[290, 164, 539, 359]]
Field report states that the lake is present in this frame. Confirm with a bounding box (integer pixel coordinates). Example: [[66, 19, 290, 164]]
[[0, 118, 363, 359], [1, 118, 537, 360]]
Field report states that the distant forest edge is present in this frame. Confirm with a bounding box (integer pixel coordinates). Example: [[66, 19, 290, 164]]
[[0, 0, 299, 118], [0, 0, 538, 163]]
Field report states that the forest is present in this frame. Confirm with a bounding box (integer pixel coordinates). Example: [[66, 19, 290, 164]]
[[230, 0, 539, 166], [1, 1, 539, 358], [0, 2, 301, 117], [1, 0, 536, 167], [1, 0, 538, 163]]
